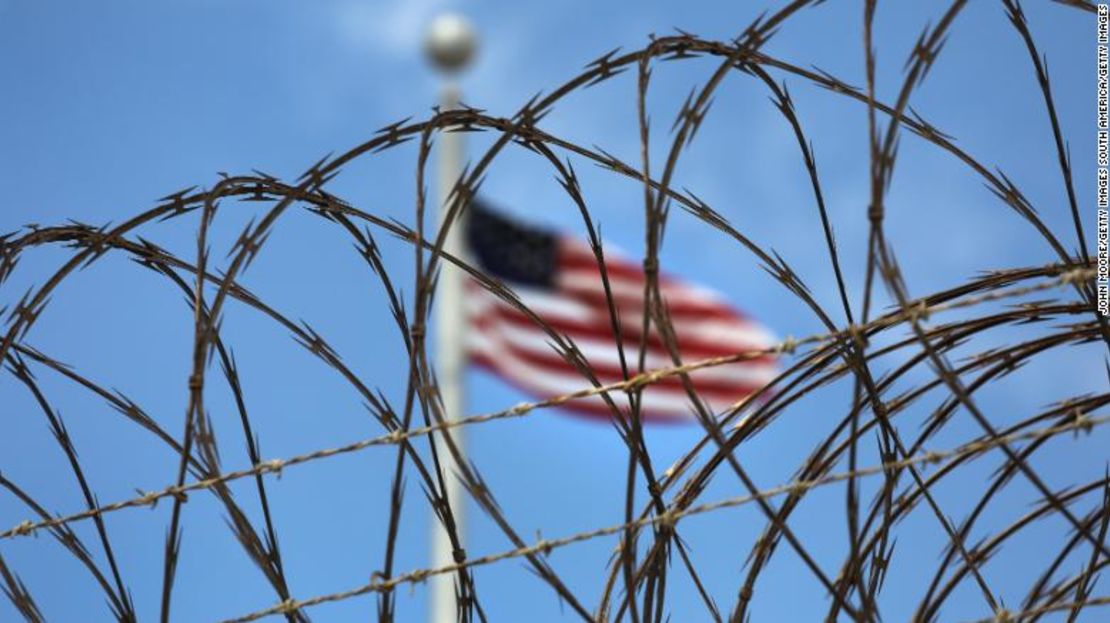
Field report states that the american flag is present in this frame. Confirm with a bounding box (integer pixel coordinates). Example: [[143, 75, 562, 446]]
[[464, 201, 778, 422]]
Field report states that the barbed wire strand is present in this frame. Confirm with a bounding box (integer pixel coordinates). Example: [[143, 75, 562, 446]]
[[958, 595, 1110, 623], [217, 410, 1110, 622], [0, 266, 1091, 543]]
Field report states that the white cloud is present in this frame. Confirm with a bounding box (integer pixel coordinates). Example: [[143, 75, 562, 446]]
[[334, 0, 455, 57]]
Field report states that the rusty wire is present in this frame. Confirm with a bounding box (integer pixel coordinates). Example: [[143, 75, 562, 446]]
[[0, 1, 1106, 621]]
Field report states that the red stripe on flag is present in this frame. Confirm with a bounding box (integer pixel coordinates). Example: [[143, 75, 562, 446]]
[[470, 314, 772, 398], [470, 354, 694, 423], [467, 293, 777, 367]]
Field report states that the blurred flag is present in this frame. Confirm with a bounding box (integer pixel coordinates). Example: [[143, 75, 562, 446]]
[[464, 201, 778, 422]]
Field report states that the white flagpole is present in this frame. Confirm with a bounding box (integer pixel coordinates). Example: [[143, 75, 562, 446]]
[[425, 13, 476, 623]]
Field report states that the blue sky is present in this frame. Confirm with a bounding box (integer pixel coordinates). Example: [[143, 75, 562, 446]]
[[0, 1, 1107, 621]]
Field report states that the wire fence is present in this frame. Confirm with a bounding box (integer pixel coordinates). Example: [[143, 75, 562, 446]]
[[1, 1, 1107, 621]]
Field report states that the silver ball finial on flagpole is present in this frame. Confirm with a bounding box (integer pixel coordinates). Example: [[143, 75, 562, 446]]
[[425, 13, 477, 73], [425, 11, 476, 623]]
